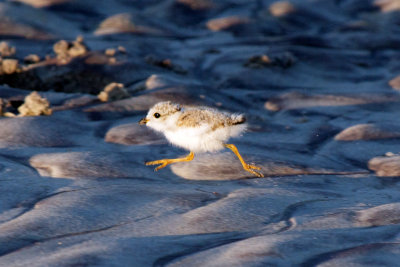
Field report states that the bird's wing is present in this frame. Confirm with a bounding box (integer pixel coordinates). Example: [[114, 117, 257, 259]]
[[176, 109, 227, 130]]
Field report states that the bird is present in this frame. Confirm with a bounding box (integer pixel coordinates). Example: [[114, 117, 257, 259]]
[[139, 101, 263, 177]]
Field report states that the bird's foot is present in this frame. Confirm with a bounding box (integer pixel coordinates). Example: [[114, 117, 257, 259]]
[[243, 163, 264, 178], [145, 159, 172, 171], [145, 152, 195, 172]]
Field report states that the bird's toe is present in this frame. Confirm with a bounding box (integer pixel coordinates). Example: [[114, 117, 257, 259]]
[[244, 165, 264, 178], [146, 160, 160, 166], [247, 163, 262, 170]]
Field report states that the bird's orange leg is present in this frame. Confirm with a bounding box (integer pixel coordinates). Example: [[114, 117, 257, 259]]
[[225, 144, 264, 178], [146, 152, 194, 171]]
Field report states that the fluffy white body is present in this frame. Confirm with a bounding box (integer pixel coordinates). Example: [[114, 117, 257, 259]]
[[143, 103, 246, 153]]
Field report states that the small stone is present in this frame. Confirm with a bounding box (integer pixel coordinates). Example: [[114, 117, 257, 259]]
[[68, 37, 88, 57], [53, 40, 70, 57], [368, 156, 400, 177], [108, 57, 117, 64], [98, 82, 130, 102], [385, 152, 395, 157], [244, 53, 295, 69], [389, 75, 400, 90], [18, 91, 52, 116], [206, 16, 250, 31], [2, 59, 19, 74], [145, 55, 187, 74], [269, 1, 296, 17], [53, 37, 88, 62], [24, 54, 41, 64], [244, 54, 271, 68], [374, 0, 400, 12], [117, 46, 127, 53], [0, 42, 16, 57], [75, 35, 84, 43], [105, 48, 116, 57]]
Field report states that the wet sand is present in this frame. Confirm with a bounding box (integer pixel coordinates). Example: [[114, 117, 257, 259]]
[[1, 0, 400, 266]]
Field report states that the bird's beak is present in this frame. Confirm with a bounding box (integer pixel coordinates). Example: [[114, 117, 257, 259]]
[[139, 118, 148, 125]]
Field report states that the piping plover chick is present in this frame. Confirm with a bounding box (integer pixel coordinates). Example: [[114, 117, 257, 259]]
[[139, 101, 263, 178]]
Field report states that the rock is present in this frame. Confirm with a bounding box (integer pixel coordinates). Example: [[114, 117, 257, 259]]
[[368, 155, 400, 176], [269, 1, 296, 17], [1, 59, 19, 75], [103, 46, 126, 57], [244, 54, 271, 68], [244, 53, 296, 69], [53, 36, 88, 63], [67, 36, 87, 57], [105, 122, 163, 145], [374, 0, 400, 12], [118, 46, 126, 53], [105, 48, 116, 57], [335, 124, 400, 141], [389, 75, 400, 90], [145, 55, 187, 74], [24, 54, 41, 64], [206, 16, 250, 31], [98, 82, 130, 102], [53, 40, 69, 58], [18, 91, 52, 116], [0, 42, 16, 57]]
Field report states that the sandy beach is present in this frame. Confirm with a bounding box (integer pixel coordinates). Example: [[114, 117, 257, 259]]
[[1, 0, 400, 266]]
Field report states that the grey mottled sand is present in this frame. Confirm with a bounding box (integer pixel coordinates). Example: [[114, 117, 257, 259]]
[[1, 0, 400, 266]]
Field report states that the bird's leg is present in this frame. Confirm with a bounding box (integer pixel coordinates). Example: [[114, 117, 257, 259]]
[[224, 144, 264, 178], [146, 152, 194, 171]]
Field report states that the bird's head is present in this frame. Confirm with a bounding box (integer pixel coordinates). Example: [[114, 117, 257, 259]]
[[139, 101, 181, 132]]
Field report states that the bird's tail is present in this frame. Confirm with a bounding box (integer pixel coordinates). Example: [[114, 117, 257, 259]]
[[231, 114, 246, 125]]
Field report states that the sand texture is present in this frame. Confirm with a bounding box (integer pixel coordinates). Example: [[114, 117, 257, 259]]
[[0, 0, 400, 266]]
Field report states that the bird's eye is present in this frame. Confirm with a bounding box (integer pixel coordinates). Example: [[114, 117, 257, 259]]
[[154, 112, 161, 118]]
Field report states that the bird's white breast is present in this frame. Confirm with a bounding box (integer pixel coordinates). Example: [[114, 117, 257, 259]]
[[164, 123, 245, 153]]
